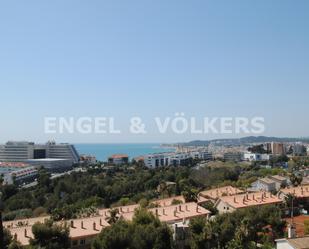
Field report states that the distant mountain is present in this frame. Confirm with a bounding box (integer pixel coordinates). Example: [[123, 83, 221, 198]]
[[180, 136, 309, 146]]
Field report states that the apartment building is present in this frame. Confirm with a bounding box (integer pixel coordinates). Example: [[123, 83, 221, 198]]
[[215, 191, 283, 214], [108, 154, 129, 165], [250, 178, 277, 192], [5, 199, 210, 248], [278, 186, 309, 200], [0, 141, 79, 172], [223, 152, 242, 162], [266, 142, 286, 155], [120, 202, 211, 225], [3, 166, 38, 185], [143, 150, 212, 168], [3, 216, 110, 249], [199, 186, 244, 203]]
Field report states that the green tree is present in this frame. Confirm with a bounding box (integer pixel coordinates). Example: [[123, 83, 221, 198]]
[[93, 208, 173, 249], [290, 173, 303, 187], [30, 220, 70, 249], [106, 208, 120, 224], [304, 220, 309, 235], [181, 188, 198, 202], [8, 239, 23, 249]]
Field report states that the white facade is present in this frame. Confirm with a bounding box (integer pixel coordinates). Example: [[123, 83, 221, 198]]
[[0, 141, 34, 161], [243, 152, 271, 161], [3, 166, 38, 185], [190, 151, 213, 161], [143, 150, 213, 168], [250, 178, 276, 192], [26, 158, 72, 171], [0, 141, 79, 165], [144, 153, 169, 168], [276, 237, 309, 249]]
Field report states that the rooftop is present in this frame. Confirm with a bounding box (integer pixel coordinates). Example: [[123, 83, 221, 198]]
[[199, 186, 244, 200], [280, 186, 309, 198], [259, 177, 276, 185], [151, 196, 185, 207], [285, 216, 309, 237], [108, 154, 129, 159], [269, 175, 288, 182], [216, 191, 283, 209], [121, 202, 211, 224], [5, 216, 110, 246], [0, 162, 30, 168], [277, 237, 309, 249]]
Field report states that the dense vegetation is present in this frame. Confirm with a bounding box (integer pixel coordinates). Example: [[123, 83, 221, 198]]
[[1, 161, 288, 221], [3, 204, 285, 249], [189, 205, 286, 249], [1, 157, 303, 249], [93, 208, 173, 249]]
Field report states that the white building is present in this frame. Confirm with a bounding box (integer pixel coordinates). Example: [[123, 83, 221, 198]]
[[223, 152, 242, 162], [250, 178, 277, 192], [144, 153, 169, 168], [243, 152, 262, 161], [190, 151, 213, 161], [26, 158, 73, 172], [0, 141, 79, 172], [243, 152, 271, 161], [276, 237, 309, 249], [3, 166, 38, 185], [0, 141, 79, 161], [143, 150, 212, 168]]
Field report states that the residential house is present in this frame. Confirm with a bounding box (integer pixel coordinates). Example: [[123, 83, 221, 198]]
[[215, 191, 283, 214]]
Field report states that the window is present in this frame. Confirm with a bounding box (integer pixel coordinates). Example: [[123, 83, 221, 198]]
[[80, 239, 86, 245]]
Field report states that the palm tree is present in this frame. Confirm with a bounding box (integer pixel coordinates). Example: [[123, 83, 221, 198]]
[[181, 188, 198, 202], [106, 208, 119, 224]]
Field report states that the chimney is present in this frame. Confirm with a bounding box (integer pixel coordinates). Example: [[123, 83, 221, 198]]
[[196, 205, 199, 213], [179, 205, 182, 212], [81, 221, 84, 229], [288, 223, 296, 239], [185, 205, 189, 211], [100, 218, 103, 226], [252, 194, 255, 200], [234, 197, 236, 203], [183, 217, 186, 224], [70, 220, 74, 228], [24, 229, 27, 238], [93, 222, 97, 231], [163, 208, 165, 215]]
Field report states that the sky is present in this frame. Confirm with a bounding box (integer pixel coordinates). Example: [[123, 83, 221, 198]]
[[0, 0, 308, 143]]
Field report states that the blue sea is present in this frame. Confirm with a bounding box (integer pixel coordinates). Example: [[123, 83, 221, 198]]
[[74, 143, 175, 161]]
